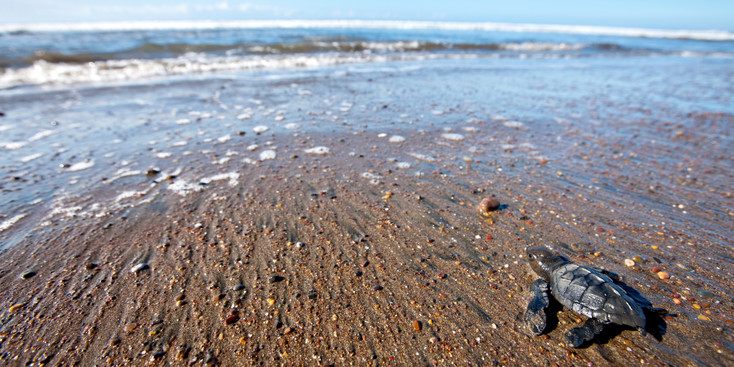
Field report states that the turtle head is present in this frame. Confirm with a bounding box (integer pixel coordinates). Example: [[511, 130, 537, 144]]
[[526, 246, 567, 282]]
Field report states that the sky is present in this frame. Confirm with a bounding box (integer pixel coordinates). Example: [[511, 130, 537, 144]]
[[1, 0, 732, 30]]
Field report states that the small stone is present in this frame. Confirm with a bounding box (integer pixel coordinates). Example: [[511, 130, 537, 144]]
[[651, 266, 661, 273], [85, 263, 98, 271], [437, 272, 447, 279], [307, 291, 317, 300], [233, 284, 245, 291], [657, 271, 670, 280], [697, 289, 715, 299], [124, 323, 137, 333], [131, 263, 149, 273], [176, 346, 190, 360], [361, 261, 370, 267], [624, 259, 635, 267], [673, 298, 682, 305], [412, 320, 422, 331], [145, 168, 160, 177], [478, 197, 500, 214], [8, 303, 26, 313], [109, 338, 121, 347], [429, 336, 438, 343], [697, 315, 711, 322], [266, 298, 276, 306], [373, 285, 383, 291], [151, 350, 165, 361], [354, 270, 363, 277], [19, 271, 36, 279], [632, 256, 643, 263], [225, 311, 239, 325], [269, 275, 285, 283]]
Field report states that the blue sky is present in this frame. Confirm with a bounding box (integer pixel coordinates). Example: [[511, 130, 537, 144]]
[[2, 0, 732, 30]]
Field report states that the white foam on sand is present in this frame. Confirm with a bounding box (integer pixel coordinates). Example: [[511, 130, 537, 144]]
[[156, 152, 173, 159], [28, 129, 55, 142], [213, 157, 230, 165], [0, 214, 26, 233], [201, 172, 240, 187], [237, 108, 253, 120], [441, 133, 465, 141], [253, 125, 269, 134], [284, 123, 300, 130], [176, 118, 191, 125], [503, 121, 526, 129], [361, 172, 383, 185], [395, 162, 411, 169], [304, 146, 330, 155], [259, 150, 277, 160], [389, 135, 406, 143], [107, 168, 142, 183], [217, 134, 231, 143], [168, 179, 203, 196], [68, 160, 94, 171], [20, 153, 43, 162], [115, 190, 146, 202], [1, 141, 26, 150], [408, 153, 437, 162]]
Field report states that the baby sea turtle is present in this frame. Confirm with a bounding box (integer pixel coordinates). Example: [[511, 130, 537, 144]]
[[524, 246, 664, 348]]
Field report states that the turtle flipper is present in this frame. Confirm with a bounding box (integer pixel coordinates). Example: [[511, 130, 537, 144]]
[[565, 318, 605, 348], [524, 279, 551, 335]]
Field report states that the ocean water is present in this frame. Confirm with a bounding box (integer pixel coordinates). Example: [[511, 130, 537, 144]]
[[1, 20, 733, 89]]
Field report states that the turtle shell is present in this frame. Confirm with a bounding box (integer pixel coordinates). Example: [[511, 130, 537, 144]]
[[550, 263, 646, 328]]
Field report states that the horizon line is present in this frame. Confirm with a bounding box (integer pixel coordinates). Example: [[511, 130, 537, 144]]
[[1, 19, 732, 41]]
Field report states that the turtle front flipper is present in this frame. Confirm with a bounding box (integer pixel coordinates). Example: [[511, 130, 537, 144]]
[[524, 279, 551, 335], [565, 318, 605, 348]]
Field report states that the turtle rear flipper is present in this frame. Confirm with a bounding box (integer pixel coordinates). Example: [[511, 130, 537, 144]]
[[565, 318, 605, 348], [524, 279, 551, 335]]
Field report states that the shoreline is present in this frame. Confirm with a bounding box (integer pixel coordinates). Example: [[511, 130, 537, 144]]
[[1, 59, 733, 365]]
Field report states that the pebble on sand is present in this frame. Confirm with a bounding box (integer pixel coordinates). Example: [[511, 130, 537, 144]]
[[8, 303, 26, 313], [225, 311, 239, 325], [413, 320, 422, 332], [624, 259, 635, 267], [19, 271, 36, 279], [478, 197, 500, 214], [131, 263, 150, 273], [657, 271, 670, 280]]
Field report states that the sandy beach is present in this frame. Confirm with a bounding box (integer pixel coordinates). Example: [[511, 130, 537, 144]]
[[1, 54, 733, 366]]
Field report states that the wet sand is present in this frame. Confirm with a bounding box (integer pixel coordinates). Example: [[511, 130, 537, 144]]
[[1, 58, 733, 365]]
